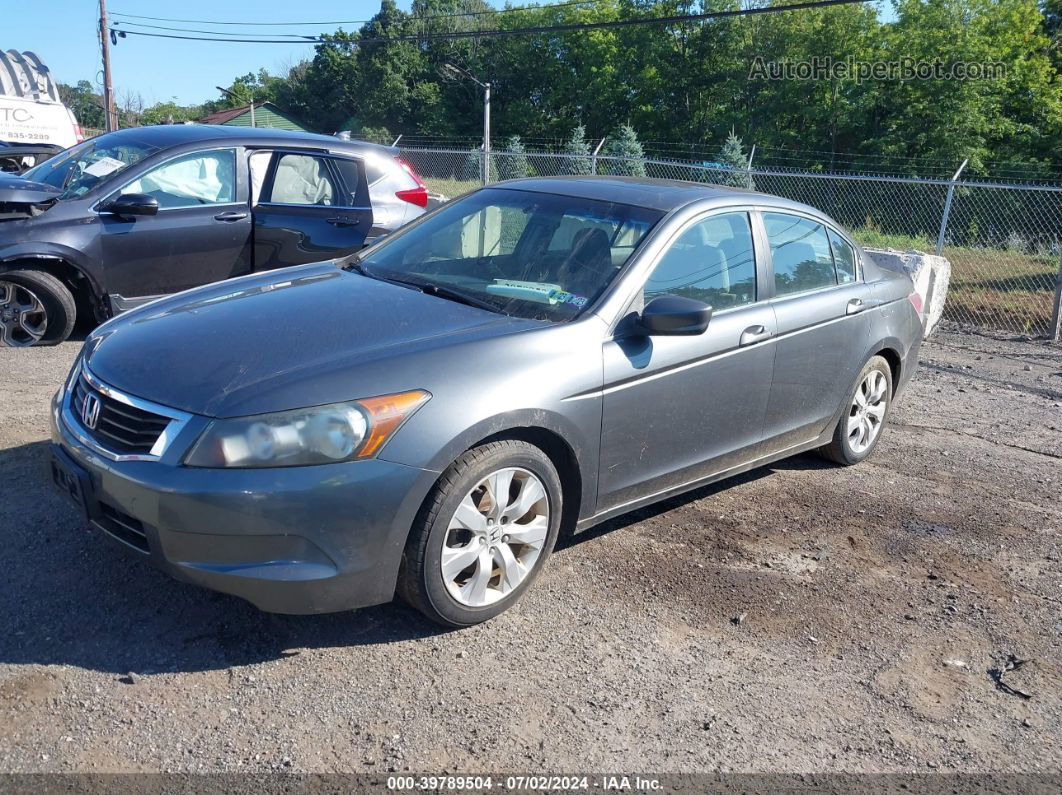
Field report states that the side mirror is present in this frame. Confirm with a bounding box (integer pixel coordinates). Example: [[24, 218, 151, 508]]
[[103, 193, 159, 218], [639, 295, 713, 335]]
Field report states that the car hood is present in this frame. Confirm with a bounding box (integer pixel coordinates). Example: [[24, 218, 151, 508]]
[[0, 171, 60, 204], [84, 263, 540, 417]]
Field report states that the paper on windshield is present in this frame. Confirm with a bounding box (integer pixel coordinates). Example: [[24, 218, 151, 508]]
[[82, 156, 126, 178]]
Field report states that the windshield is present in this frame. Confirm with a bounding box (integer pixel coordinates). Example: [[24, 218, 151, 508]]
[[358, 188, 663, 321], [22, 135, 162, 200]]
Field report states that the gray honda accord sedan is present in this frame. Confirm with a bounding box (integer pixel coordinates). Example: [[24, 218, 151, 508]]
[[49, 177, 923, 626]]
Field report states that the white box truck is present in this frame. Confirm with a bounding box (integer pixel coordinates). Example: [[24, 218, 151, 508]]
[[0, 49, 81, 148]]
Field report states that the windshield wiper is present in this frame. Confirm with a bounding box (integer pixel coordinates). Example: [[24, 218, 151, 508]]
[[385, 275, 502, 314]]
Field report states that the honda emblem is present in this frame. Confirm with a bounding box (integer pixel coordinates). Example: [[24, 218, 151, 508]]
[[81, 393, 101, 430]]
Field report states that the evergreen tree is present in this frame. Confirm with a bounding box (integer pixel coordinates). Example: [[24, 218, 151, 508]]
[[497, 135, 530, 180], [461, 147, 497, 183], [717, 130, 755, 190], [601, 124, 647, 177], [561, 125, 592, 175]]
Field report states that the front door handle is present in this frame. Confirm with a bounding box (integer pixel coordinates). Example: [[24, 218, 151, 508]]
[[326, 216, 361, 227], [740, 325, 773, 346], [846, 298, 865, 315], [213, 211, 248, 222]]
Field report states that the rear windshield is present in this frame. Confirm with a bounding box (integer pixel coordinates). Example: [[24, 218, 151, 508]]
[[22, 135, 162, 200], [360, 188, 664, 321]]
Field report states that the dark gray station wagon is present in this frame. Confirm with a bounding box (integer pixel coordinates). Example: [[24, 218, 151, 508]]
[[50, 177, 924, 626]]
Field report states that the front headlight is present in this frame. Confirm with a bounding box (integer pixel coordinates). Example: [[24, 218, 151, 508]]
[[184, 390, 430, 468]]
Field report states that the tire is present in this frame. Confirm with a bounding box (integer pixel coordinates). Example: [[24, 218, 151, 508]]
[[820, 355, 893, 466], [398, 440, 563, 627], [0, 269, 76, 347]]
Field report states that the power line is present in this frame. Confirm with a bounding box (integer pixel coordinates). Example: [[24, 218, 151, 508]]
[[109, 1, 596, 28], [110, 0, 873, 45]]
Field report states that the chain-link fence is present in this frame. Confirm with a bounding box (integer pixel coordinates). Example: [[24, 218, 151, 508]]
[[398, 146, 1062, 338]]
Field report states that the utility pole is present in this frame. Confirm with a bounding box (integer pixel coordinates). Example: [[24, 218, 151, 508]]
[[444, 64, 491, 185], [99, 0, 117, 131], [482, 81, 490, 186]]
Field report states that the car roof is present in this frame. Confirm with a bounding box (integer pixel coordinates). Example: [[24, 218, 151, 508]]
[[492, 175, 820, 215], [92, 124, 397, 157]]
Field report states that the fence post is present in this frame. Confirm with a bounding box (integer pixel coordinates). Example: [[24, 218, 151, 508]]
[[936, 159, 968, 255], [591, 138, 606, 175], [1050, 250, 1062, 342]]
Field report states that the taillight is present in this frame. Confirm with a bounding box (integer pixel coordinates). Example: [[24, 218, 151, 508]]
[[395, 186, 429, 208], [74, 123, 84, 143], [394, 157, 429, 207], [908, 291, 924, 315]]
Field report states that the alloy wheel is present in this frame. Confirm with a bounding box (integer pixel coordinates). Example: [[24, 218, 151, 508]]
[[441, 466, 550, 607], [847, 369, 887, 454], [0, 280, 48, 347]]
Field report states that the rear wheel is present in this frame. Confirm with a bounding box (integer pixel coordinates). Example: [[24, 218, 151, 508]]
[[398, 440, 562, 627], [0, 269, 76, 347], [820, 355, 893, 465]]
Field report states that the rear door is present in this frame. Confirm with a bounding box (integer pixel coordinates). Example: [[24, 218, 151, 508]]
[[251, 150, 372, 270], [758, 211, 873, 453], [98, 146, 253, 305]]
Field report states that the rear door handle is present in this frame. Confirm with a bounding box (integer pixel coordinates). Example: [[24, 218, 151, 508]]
[[213, 211, 248, 222], [326, 216, 361, 227], [846, 298, 865, 315], [740, 325, 773, 346]]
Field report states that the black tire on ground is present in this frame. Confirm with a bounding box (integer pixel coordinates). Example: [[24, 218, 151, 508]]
[[820, 354, 894, 466], [397, 439, 563, 627], [0, 269, 76, 346]]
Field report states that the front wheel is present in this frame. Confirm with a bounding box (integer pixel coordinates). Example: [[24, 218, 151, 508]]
[[0, 270, 76, 347], [398, 440, 562, 627], [820, 355, 893, 465]]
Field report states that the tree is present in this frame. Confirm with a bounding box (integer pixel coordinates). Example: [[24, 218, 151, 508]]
[[601, 124, 646, 177], [57, 81, 104, 130], [140, 101, 201, 127], [561, 125, 592, 175], [497, 135, 530, 180], [717, 130, 755, 189], [461, 147, 497, 182]]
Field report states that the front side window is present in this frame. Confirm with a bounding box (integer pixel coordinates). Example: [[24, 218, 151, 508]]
[[763, 212, 836, 296], [644, 212, 757, 309], [124, 150, 236, 209], [359, 188, 662, 321], [829, 229, 858, 284], [268, 153, 336, 206]]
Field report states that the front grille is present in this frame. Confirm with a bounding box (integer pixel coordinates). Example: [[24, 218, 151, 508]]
[[72, 374, 171, 455], [95, 503, 150, 554]]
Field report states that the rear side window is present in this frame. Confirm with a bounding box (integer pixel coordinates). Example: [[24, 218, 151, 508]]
[[267, 153, 336, 206], [644, 212, 756, 309], [332, 158, 366, 207], [763, 212, 836, 296], [829, 229, 857, 283]]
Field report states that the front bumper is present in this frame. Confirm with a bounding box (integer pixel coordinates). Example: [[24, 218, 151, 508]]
[[50, 392, 438, 614]]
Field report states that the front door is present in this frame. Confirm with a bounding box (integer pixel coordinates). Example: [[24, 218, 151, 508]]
[[99, 147, 252, 306], [597, 210, 776, 510], [758, 211, 873, 452], [251, 150, 372, 270]]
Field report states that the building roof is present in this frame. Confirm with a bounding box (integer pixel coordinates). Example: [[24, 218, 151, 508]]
[[197, 105, 249, 126], [196, 102, 314, 132]]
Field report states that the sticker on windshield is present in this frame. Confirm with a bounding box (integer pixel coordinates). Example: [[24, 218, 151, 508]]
[[547, 289, 589, 308], [82, 156, 126, 178]]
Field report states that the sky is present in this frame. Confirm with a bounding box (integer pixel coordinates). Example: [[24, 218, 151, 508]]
[[9, 0, 418, 106], [12, 1, 892, 108]]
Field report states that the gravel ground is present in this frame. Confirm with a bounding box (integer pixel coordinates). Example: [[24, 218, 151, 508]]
[[0, 329, 1059, 775]]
